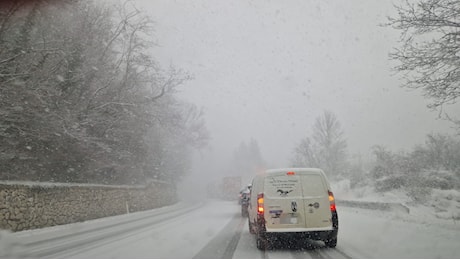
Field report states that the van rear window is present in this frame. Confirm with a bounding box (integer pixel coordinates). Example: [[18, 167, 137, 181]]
[[263, 174, 326, 197], [264, 175, 302, 197]]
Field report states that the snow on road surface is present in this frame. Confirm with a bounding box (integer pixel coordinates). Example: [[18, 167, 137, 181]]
[[2, 199, 459, 258], [65, 200, 239, 258], [338, 207, 459, 258]]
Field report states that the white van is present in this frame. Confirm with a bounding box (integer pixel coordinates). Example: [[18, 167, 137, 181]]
[[247, 168, 338, 249]]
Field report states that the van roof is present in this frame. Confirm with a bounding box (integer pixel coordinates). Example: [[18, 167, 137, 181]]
[[256, 168, 332, 190], [264, 168, 323, 175]]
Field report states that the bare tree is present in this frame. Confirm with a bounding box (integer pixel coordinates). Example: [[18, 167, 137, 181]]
[[231, 138, 266, 177], [291, 137, 320, 168], [412, 133, 460, 171], [291, 111, 347, 178], [388, 0, 460, 121]]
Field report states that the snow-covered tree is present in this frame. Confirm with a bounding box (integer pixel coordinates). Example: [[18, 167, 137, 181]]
[[0, 1, 208, 184]]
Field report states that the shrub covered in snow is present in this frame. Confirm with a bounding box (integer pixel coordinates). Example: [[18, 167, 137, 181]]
[[332, 133, 460, 221]]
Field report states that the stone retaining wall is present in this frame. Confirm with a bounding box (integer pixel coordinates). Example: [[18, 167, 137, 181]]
[[0, 181, 177, 232]]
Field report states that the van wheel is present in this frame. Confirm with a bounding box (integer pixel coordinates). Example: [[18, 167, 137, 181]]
[[256, 232, 267, 250], [324, 238, 337, 248], [248, 219, 255, 234]]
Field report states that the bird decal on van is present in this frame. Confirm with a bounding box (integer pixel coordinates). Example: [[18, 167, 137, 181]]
[[277, 189, 293, 196]]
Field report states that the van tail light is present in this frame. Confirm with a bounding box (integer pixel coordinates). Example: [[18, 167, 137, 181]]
[[328, 191, 336, 212], [257, 193, 264, 215]]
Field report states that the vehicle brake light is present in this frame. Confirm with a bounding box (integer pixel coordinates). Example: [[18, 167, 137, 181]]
[[328, 191, 336, 212], [257, 193, 264, 215], [287, 171, 295, 175]]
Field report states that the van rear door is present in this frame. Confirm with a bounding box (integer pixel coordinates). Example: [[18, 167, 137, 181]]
[[299, 174, 332, 229], [263, 172, 307, 230]]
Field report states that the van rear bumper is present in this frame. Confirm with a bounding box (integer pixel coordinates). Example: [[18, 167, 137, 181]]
[[259, 211, 338, 241], [265, 229, 337, 241], [266, 226, 333, 232]]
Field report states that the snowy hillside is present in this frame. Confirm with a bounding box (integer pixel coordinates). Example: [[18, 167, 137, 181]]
[[332, 179, 460, 228]]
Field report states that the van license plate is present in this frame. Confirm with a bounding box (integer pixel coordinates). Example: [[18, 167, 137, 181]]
[[290, 217, 297, 224]]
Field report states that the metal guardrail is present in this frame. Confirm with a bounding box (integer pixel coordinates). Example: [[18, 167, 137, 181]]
[[336, 199, 410, 214]]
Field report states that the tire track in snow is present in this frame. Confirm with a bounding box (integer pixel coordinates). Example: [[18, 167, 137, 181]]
[[19, 202, 205, 258], [193, 213, 245, 259], [332, 248, 353, 259], [291, 248, 324, 259]]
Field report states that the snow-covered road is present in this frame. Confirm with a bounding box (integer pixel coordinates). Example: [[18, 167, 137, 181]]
[[3, 199, 459, 258]]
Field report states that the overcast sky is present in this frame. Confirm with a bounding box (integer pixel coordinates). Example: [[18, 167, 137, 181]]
[[134, 0, 457, 182]]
